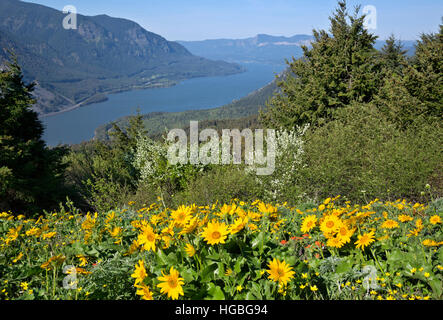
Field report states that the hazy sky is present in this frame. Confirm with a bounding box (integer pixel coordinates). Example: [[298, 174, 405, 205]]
[[25, 0, 442, 41]]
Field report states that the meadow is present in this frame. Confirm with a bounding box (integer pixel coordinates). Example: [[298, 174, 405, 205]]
[[1, 196, 441, 300]]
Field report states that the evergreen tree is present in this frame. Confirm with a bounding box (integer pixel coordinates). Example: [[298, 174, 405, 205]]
[[260, 1, 381, 129], [379, 34, 408, 75], [406, 23, 443, 120], [0, 55, 68, 215], [374, 23, 442, 129], [109, 109, 147, 153]]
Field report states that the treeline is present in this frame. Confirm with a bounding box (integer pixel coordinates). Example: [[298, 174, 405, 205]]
[[1, 1, 441, 217], [258, 1, 442, 203]]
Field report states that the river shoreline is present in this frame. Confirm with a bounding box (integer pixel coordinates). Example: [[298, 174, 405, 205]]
[[38, 65, 249, 119], [38, 81, 179, 118]]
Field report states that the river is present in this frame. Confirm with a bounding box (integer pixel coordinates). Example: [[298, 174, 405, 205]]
[[41, 62, 286, 146]]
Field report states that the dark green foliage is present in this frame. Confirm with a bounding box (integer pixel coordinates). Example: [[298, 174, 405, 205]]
[[0, 56, 68, 215], [65, 141, 136, 212], [254, 3, 443, 204], [404, 24, 443, 120], [260, 1, 381, 129], [374, 25, 443, 129], [64, 112, 148, 212], [294, 104, 442, 203], [109, 110, 147, 152], [4, 0, 440, 215], [378, 35, 408, 75]]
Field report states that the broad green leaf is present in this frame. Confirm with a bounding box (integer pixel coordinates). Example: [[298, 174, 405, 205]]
[[181, 269, 194, 283], [234, 257, 246, 273], [206, 283, 225, 300], [200, 263, 218, 282], [251, 232, 265, 253], [336, 259, 352, 274], [245, 292, 258, 300]]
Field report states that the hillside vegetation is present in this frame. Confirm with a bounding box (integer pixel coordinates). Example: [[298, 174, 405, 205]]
[[0, 0, 442, 301]]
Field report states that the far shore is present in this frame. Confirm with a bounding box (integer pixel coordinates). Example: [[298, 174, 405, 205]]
[[37, 67, 249, 119], [37, 81, 180, 118]]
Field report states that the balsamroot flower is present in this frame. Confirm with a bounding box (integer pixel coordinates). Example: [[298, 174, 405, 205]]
[[201, 221, 229, 245], [266, 258, 295, 286], [157, 267, 184, 300]]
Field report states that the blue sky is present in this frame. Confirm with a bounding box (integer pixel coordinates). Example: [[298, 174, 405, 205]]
[[25, 0, 442, 41]]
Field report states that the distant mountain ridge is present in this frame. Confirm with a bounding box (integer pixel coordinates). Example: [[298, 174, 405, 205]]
[[0, 0, 243, 115], [178, 34, 313, 64], [178, 34, 417, 64]]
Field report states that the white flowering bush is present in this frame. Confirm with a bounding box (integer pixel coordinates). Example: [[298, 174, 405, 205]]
[[255, 124, 310, 202], [133, 136, 166, 185], [133, 135, 206, 193]]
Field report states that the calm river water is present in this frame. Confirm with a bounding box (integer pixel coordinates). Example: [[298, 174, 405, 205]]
[[41, 62, 285, 146]]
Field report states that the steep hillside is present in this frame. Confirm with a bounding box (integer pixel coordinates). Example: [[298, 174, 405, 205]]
[[0, 0, 243, 115]]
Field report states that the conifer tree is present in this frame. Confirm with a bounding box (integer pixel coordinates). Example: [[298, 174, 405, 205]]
[[379, 35, 408, 75], [0, 55, 67, 215], [406, 23, 443, 120], [375, 23, 442, 128], [260, 1, 381, 129]]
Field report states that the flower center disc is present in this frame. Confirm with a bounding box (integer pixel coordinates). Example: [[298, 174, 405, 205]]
[[212, 231, 221, 239], [168, 278, 177, 288]]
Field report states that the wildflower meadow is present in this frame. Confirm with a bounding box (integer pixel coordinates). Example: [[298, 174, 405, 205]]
[[1, 197, 441, 300]]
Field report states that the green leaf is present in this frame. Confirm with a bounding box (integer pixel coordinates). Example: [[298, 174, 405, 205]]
[[181, 269, 195, 283], [251, 232, 265, 253], [234, 257, 246, 273], [155, 250, 169, 266], [206, 283, 225, 300], [437, 247, 443, 265], [200, 264, 218, 282], [336, 259, 352, 274], [245, 292, 258, 300], [215, 262, 225, 278], [428, 277, 443, 299], [166, 252, 178, 265], [250, 282, 263, 299], [207, 252, 220, 260], [284, 255, 297, 267], [86, 247, 100, 257]]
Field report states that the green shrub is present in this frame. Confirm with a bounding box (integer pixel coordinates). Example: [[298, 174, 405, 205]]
[[64, 140, 138, 212], [295, 104, 442, 203], [172, 165, 264, 206]]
